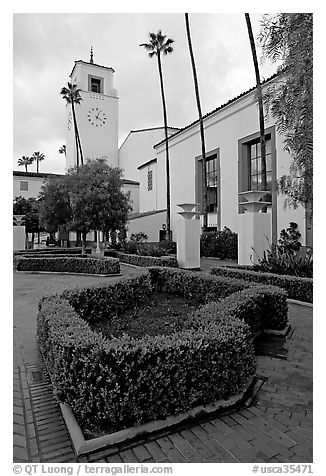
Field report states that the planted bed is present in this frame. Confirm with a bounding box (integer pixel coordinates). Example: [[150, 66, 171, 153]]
[[37, 267, 288, 441]]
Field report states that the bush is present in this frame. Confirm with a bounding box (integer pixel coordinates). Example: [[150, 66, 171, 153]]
[[186, 285, 288, 333], [148, 267, 255, 303], [253, 246, 313, 278], [200, 227, 238, 260], [14, 256, 120, 275], [118, 252, 178, 268], [210, 266, 312, 303], [37, 292, 255, 434], [122, 240, 176, 257]]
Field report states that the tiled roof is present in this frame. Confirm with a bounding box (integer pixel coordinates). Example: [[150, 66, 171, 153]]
[[154, 72, 280, 148], [122, 179, 140, 185], [137, 158, 157, 170], [13, 171, 63, 179]]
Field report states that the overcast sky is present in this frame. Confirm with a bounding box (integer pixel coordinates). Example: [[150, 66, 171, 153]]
[[13, 13, 280, 175]]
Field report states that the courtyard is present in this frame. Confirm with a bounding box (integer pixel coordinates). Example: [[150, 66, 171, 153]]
[[13, 259, 312, 463]]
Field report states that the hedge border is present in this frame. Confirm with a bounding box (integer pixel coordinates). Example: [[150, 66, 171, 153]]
[[37, 272, 257, 437], [118, 252, 178, 268], [210, 266, 312, 303], [14, 256, 120, 276]]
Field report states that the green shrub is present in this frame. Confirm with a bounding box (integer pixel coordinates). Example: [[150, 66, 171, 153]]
[[200, 227, 238, 260], [148, 267, 254, 303], [37, 293, 255, 434], [60, 273, 152, 323], [121, 240, 176, 257], [118, 252, 178, 268], [186, 285, 288, 333], [253, 246, 313, 278], [14, 256, 120, 275], [210, 266, 312, 303]]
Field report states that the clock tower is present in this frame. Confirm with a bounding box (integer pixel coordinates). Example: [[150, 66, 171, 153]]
[[65, 49, 119, 169]]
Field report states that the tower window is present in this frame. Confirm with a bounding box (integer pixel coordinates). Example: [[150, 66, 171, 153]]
[[88, 75, 103, 94]]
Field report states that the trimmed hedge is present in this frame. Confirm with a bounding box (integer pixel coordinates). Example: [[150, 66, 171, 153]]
[[186, 285, 288, 333], [103, 249, 118, 258], [118, 252, 178, 268], [210, 266, 312, 303], [148, 266, 253, 303], [60, 273, 152, 323], [14, 247, 91, 256], [14, 256, 120, 276], [37, 293, 255, 434]]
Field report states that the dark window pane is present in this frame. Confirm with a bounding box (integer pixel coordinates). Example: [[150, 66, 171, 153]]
[[250, 144, 256, 158], [266, 139, 271, 155], [257, 142, 261, 157]]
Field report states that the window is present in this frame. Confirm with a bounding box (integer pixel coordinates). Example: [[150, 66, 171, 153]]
[[148, 169, 153, 191], [20, 181, 28, 191], [205, 154, 218, 213], [248, 136, 272, 192], [88, 75, 103, 94]]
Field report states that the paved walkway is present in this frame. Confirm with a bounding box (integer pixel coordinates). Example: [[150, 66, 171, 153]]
[[13, 262, 312, 463]]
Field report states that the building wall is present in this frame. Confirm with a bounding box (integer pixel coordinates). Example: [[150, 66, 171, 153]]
[[118, 128, 177, 183], [127, 211, 166, 242], [122, 183, 140, 214], [154, 79, 309, 246], [66, 62, 119, 170], [13, 175, 56, 199], [138, 161, 157, 213]]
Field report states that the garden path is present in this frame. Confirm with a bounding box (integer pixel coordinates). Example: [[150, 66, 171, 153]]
[[13, 263, 312, 463]]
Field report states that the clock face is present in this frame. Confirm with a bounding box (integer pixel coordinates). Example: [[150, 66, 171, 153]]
[[67, 112, 72, 130], [88, 107, 107, 127]]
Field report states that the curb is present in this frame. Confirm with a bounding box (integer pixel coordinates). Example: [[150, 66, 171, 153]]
[[287, 298, 313, 308], [60, 376, 255, 456]]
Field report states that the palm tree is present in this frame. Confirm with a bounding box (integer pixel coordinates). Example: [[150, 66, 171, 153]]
[[59, 145, 66, 157], [245, 13, 267, 191], [140, 31, 174, 240], [185, 13, 208, 231], [60, 82, 84, 169], [32, 151, 45, 173], [18, 155, 34, 172]]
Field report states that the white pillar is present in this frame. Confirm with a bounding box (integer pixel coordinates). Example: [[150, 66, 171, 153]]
[[238, 191, 272, 265], [176, 203, 200, 269]]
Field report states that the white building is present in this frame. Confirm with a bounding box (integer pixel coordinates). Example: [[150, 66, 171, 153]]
[[14, 55, 312, 250], [120, 73, 312, 248]]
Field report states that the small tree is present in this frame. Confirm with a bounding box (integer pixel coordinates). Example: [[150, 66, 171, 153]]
[[13, 196, 44, 246], [66, 159, 132, 252], [39, 159, 132, 253]]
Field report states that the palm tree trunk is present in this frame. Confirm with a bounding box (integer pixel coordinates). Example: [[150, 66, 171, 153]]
[[36, 159, 39, 173], [25, 164, 27, 172], [245, 13, 267, 191], [185, 13, 208, 231], [157, 52, 171, 240], [71, 102, 80, 171], [76, 124, 84, 165]]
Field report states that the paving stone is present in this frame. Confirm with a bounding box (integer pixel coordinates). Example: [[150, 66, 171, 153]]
[[13, 446, 28, 461], [168, 433, 205, 462], [203, 438, 238, 463], [163, 447, 188, 463], [132, 444, 152, 462], [119, 448, 138, 463], [145, 440, 166, 461], [106, 454, 123, 463]]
